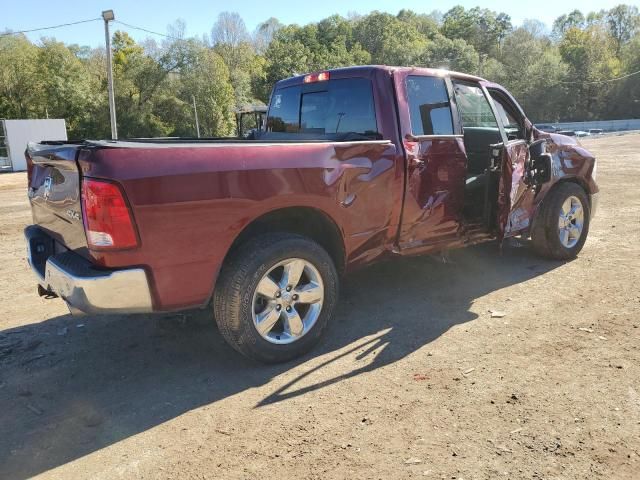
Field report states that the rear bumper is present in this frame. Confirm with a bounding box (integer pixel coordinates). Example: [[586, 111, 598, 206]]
[[25, 226, 153, 315]]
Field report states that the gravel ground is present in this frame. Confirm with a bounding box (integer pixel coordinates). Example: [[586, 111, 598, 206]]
[[0, 133, 639, 479]]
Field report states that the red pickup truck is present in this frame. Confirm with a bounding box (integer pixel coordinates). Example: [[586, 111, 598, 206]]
[[24, 66, 598, 362]]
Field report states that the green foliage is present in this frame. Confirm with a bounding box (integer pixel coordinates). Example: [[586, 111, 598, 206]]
[[37, 39, 98, 136], [353, 11, 427, 65], [263, 19, 370, 97], [396, 10, 440, 39], [612, 33, 640, 117], [552, 10, 586, 39], [179, 44, 236, 136], [420, 34, 479, 73], [0, 4, 638, 136], [494, 28, 568, 121], [606, 5, 640, 53], [0, 35, 42, 118], [559, 26, 621, 120], [442, 6, 512, 56]]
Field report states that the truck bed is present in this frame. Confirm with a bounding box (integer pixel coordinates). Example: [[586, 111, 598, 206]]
[[26, 137, 399, 311]]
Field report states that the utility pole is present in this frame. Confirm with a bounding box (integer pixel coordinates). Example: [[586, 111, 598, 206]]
[[102, 10, 118, 140], [192, 95, 201, 138]]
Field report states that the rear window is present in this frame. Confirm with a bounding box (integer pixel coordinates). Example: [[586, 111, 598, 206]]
[[266, 78, 379, 140]]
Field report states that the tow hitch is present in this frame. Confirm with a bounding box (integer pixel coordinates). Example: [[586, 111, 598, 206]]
[[37, 284, 58, 299]]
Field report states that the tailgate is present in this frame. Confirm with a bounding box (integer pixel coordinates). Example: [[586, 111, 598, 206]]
[[27, 142, 87, 251]]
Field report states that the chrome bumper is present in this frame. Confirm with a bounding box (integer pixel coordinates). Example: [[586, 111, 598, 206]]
[[25, 226, 153, 315], [589, 192, 599, 220]]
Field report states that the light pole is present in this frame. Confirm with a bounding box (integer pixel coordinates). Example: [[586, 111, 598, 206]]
[[192, 95, 201, 138], [102, 10, 118, 140]]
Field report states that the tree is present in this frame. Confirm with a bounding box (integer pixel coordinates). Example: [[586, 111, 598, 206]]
[[606, 5, 640, 54], [353, 11, 427, 65], [211, 12, 263, 106], [263, 26, 313, 92], [254, 17, 283, 54], [179, 44, 236, 136], [211, 12, 248, 47], [396, 9, 439, 38], [262, 19, 370, 97], [521, 19, 548, 39], [552, 10, 586, 39], [441, 6, 512, 56], [37, 39, 98, 136], [497, 28, 568, 121], [420, 34, 479, 73], [610, 32, 640, 117], [0, 34, 42, 119], [559, 26, 620, 119]]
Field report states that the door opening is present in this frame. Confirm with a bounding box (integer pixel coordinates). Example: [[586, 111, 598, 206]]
[[451, 81, 503, 230]]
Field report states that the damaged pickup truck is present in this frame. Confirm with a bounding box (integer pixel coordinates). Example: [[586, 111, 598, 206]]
[[24, 66, 598, 362]]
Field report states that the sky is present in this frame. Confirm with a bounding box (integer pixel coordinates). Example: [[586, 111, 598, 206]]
[[1, 0, 631, 47]]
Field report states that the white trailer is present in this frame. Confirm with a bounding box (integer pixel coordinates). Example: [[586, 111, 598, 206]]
[[0, 119, 68, 172]]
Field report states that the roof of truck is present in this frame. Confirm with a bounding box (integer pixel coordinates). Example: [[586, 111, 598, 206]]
[[276, 65, 487, 88]]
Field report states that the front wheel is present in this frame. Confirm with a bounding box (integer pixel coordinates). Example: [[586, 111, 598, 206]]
[[531, 182, 590, 260], [213, 233, 339, 363]]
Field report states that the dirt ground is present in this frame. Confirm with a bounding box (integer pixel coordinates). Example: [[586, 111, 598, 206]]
[[0, 133, 639, 480]]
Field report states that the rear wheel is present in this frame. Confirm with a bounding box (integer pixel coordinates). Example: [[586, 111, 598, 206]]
[[213, 233, 339, 363], [531, 182, 590, 260]]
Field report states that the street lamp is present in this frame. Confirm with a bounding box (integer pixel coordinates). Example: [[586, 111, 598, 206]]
[[102, 10, 117, 140]]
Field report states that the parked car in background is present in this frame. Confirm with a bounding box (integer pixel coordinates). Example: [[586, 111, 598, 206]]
[[556, 130, 576, 137], [23, 66, 599, 362], [575, 130, 590, 137], [589, 129, 604, 135]]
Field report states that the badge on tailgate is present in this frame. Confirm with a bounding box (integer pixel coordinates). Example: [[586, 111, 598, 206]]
[[43, 176, 52, 199]]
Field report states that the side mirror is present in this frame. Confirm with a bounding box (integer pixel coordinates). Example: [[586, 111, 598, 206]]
[[529, 138, 547, 158]]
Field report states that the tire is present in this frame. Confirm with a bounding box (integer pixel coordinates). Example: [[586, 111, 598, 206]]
[[213, 233, 339, 363], [531, 182, 590, 260]]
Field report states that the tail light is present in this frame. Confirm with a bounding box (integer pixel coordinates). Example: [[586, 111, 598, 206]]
[[81, 178, 138, 250]]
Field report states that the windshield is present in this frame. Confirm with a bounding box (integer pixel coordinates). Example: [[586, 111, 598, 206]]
[[265, 77, 379, 140]]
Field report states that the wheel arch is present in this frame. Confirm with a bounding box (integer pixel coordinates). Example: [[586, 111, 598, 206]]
[[555, 175, 590, 195], [224, 206, 346, 275]]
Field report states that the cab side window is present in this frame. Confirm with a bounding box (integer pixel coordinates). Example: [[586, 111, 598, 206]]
[[489, 92, 525, 140], [406, 76, 454, 135], [452, 82, 498, 128]]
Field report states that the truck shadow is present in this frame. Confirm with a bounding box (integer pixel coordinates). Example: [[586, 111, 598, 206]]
[[0, 241, 561, 478]]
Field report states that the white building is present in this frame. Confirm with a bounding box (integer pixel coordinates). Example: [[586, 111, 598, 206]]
[[0, 119, 68, 172]]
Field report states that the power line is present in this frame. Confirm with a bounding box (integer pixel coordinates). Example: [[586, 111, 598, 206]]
[[113, 20, 184, 41], [0, 18, 185, 41], [559, 69, 640, 84], [0, 18, 101, 37]]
